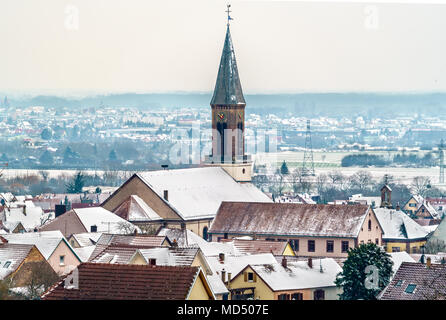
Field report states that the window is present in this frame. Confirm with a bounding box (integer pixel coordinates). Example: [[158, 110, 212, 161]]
[[278, 294, 290, 300], [314, 289, 325, 300], [367, 239, 372, 244], [326, 241, 334, 253], [409, 203, 416, 207], [247, 272, 254, 282], [290, 239, 299, 252], [360, 240, 364, 245], [395, 280, 403, 287], [308, 240, 315, 252], [405, 284, 417, 294], [59, 255, 65, 265], [291, 293, 303, 300], [392, 247, 401, 252], [341, 241, 349, 253], [3, 261, 11, 268], [202, 227, 208, 240], [368, 220, 372, 231], [375, 238, 379, 245]]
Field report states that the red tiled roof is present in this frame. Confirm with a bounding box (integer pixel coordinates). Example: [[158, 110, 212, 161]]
[[42, 263, 201, 300], [88, 234, 169, 261], [379, 262, 446, 300], [209, 202, 370, 238]]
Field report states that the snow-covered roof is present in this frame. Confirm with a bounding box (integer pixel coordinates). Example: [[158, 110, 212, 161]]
[[73, 207, 138, 234], [374, 208, 429, 240], [207, 253, 278, 282], [71, 232, 103, 247], [2, 202, 52, 230], [0, 243, 35, 280], [73, 245, 96, 262], [137, 247, 199, 266], [113, 195, 162, 222], [210, 202, 371, 238], [1, 231, 77, 260], [136, 167, 271, 220], [249, 258, 342, 291], [418, 201, 440, 219], [388, 251, 416, 276]]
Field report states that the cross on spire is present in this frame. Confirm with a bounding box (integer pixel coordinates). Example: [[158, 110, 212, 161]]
[[226, 4, 232, 26]]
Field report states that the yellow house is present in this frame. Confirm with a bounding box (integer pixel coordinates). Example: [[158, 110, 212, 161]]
[[228, 258, 342, 300], [403, 195, 424, 216], [0, 242, 57, 288], [374, 208, 428, 254]]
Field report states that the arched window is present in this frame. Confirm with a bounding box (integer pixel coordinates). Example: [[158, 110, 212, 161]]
[[368, 219, 372, 231], [203, 226, 209, 240]]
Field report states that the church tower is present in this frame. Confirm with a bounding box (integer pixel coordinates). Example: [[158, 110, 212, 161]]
[[206, 5, 252, 182]]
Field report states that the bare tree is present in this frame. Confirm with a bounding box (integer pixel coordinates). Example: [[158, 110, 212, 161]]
[[350, 170, 374, 193], [117, 221, 137, 235], [315, 173, 328, 196], [138, 224, 158, 235], [411, 176, 431, 197], [424, 239, 446, 254], [17, 261, 59, 300], [290, 168, 304, 195]]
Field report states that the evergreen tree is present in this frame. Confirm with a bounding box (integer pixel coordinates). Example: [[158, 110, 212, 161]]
[[335, 243, 393, 300], [66, 171, 85, 193], [280, 160, 289, 175], [109, 149, 118, 161]]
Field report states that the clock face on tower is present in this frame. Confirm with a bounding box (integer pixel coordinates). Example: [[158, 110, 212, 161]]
[[216, 112, 227, 122]]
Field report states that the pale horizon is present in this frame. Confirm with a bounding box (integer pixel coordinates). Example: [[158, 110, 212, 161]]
[[1, 0, 446, 95]]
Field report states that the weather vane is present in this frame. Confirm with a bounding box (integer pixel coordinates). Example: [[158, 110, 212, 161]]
[[226, 4, 233, 26]]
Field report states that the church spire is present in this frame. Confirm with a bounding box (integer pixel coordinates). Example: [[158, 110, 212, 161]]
[[210, 6, 245, 106]]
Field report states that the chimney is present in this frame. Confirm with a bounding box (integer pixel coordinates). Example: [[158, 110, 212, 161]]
[[227, 272, 232, 286], [149, 258, 156, 266], [163, 190, 168, 201], [22, 205, 26, 216], [396, 202, 401, 211], [55, 204, 67, 217], [282, 256, 287, 268], [221, 269, 226, 282], [172, 239, 178, 247], [133, 228, 138, 235], [308, 257, 313, 269], [219, 253, 225, 262], [427, 257, 431, 268]]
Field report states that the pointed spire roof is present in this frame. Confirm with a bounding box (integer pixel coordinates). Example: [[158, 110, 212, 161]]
[[211, 25, 245, 106]]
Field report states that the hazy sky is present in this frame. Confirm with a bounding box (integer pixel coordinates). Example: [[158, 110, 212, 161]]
[[1, 0, 446, 95]]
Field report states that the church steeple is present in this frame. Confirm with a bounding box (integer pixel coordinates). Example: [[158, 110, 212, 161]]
[[206, 5, 252, 183], [210, 24, 245, 106]]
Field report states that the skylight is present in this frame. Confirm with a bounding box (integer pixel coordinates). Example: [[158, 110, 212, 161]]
[[405, 284, 416, 294], [3, 261, 11, 268]]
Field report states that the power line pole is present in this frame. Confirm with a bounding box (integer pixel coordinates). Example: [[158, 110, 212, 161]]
[[302, 120, 315, 176]]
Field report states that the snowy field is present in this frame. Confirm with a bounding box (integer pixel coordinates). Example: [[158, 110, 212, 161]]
[[0, 149, 443, 188]]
